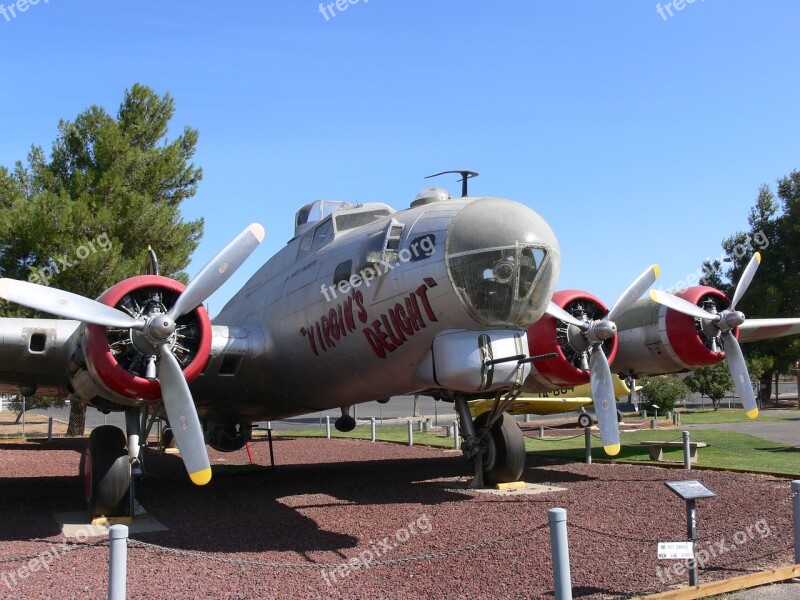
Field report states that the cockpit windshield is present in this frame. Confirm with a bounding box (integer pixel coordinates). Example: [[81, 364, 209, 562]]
[[295, 200, 352, 236]]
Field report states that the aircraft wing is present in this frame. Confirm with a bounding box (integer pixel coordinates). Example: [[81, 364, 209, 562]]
[[738, 318, 800, 343], [0, 318, 79, 397]]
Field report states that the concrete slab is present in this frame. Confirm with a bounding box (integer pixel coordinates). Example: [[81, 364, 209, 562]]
[[53, 501, 167, 538], [417, 476, 566, 496]]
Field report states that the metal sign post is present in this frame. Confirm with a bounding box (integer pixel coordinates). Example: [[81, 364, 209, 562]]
[[664, 480, 716, 586]]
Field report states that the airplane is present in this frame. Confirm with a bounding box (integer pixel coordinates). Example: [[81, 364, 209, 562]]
[[0, 171, 797, 520], [469, 375, 637, 428]]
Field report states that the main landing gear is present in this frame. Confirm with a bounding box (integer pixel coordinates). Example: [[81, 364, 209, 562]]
[[82, 406, 159, 520], [83, 425, 132, 519], [453, 395, 526, 488]]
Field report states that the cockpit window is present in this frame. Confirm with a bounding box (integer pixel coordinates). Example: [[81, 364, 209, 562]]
[[295, 200, 352, 236], [335, 209, 392, 232], [311, 219, 334, 251]]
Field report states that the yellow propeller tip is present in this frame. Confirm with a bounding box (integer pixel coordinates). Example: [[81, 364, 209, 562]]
[[189, 468, 212, 486], [649, 289, 658, 301], [754, 251, 761, 263], [604, 444, 621, 456], [746, 408, 759, 420], [652, 264, 661, 279]]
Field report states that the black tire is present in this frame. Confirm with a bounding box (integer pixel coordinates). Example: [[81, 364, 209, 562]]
[[161, 427, 176, 449], [473, 413, 526, 485], [577, 413, 593, 429], [83, 425, 131, 519]]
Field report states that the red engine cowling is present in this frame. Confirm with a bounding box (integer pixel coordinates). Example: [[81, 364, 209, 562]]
[[663, 286, 736, 368], [525, 290, 618, 388], [83, 275, 212, 401]]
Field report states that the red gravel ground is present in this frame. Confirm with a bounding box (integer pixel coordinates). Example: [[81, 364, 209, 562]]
[[0, 437, 795, 599]]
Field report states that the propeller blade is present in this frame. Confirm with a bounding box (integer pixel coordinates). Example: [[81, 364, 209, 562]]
[[608, 264, 660, 322], [0, 278, 143, 329], [158, 345, 212, 485], [722, 334, 759, 419], [730, 252, 761, 309], [167, 223, 265, 320], [589, 348, 621, 455], [546, 301, 586, 329], [650, 289, 720, 322]]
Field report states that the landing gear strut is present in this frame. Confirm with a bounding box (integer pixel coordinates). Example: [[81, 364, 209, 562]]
[[453, 396, 526, 488]]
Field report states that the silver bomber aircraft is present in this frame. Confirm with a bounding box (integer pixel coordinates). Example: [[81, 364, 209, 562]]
[[0, 173, 798, 519]]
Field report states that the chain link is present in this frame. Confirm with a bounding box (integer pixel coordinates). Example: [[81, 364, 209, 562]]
[[567, 522, 667, 544], [128, 522, 549, 569], [0, 540, 107, 565], [526, 433, 586, 442]]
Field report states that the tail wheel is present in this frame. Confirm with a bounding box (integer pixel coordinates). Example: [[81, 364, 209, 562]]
[[474, 412, 526, 485], [83, 425, 131, 519], [577, 413, 593, 428]]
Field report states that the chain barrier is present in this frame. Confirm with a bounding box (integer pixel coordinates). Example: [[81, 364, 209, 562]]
[[127, 522, 549, 570], [526, 433, 586, 442], [0, 539, 107, 564], [567, 522, 667, 544]]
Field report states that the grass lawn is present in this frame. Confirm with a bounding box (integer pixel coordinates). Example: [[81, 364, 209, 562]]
[[270, 425, 455, 448], [271, 420, 800, 477], [525, 428, 799, 476], [675, 408, 784, 424]]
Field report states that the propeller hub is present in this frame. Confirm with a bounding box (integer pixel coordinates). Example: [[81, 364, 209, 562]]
[[589, 320, 617, 342], [722, 310, 746, 330], [147, 315, 177, 341]]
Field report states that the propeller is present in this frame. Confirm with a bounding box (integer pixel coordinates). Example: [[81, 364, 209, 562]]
[[546, 264, 660, 455], [649, 252, 761, 419], [0, 223, 266, 484]]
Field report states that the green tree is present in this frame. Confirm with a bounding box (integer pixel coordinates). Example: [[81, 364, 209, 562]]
[[639, 375, 690, 414], [10, 395, 67, 424], [684, 363, 734, 410], [705, 172, 800, 399], [0, 84, 204, 435]]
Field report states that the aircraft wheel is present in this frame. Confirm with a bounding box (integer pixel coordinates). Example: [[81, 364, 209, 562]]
[[474, 413, 526, 485], [83, 425, 131, 519], [577, 413, 593, 429], [161, 426, 176, 449]]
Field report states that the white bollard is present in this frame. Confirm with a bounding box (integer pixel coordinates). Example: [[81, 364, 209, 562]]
[[370, 417, 376, 442], [108, 524, 128, 600], [407, 419, 414, 446], [548, 508, 573, 600]]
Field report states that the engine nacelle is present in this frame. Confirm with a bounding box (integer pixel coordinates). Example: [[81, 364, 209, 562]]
[[522, 290, 618, 391], [78, 275, 212, 404], [613, 286, 736, 377]]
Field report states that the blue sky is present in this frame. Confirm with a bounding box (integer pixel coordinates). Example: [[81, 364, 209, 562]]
[[1, 1, 798, 315]]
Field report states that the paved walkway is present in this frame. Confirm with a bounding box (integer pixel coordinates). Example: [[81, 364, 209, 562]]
[[683, 409, 800, 447], [722, 581, 800, 598]]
